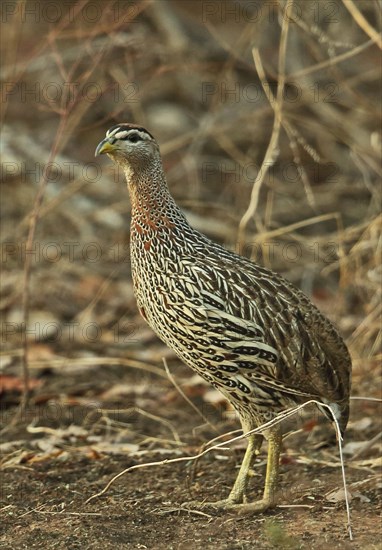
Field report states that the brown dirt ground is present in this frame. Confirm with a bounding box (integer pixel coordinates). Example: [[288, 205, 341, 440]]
[[1, 362, 381, 550]]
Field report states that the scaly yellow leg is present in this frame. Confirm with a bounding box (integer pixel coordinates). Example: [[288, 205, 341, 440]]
[[184, 427, 282, 514], [237, 426, 282, 513], [227, 432, 264, 504]]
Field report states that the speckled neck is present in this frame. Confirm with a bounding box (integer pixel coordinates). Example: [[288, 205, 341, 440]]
[[122, 156, 189, 241]]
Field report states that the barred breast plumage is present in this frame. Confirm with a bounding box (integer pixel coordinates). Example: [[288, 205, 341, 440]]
[[95, 123, 351, 513]]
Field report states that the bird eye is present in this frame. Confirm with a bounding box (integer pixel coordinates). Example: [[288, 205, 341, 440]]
[[127, 133, 140, 143]]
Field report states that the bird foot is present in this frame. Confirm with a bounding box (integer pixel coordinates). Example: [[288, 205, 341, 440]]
[[182, 498, 274, 515]]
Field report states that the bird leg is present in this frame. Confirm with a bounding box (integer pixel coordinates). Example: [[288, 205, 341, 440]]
[[235, 426, 282, 513], [184, 427, 282, 514], [226, 432, 264, 504]]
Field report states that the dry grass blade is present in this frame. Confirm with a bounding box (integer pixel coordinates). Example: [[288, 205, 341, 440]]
[[237, 0, 291, 244], [342, 0, 382, 49], [16, 120, 68, 430], [26, 357, 169, 379], [163, 358, 218, 432], [290, 39, 375, 78]]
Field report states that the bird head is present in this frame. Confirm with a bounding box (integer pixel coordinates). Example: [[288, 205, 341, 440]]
[[95, 124, 159, 167]]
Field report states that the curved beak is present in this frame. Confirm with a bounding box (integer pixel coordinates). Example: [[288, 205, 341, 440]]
[[95, 138, 117, 157]]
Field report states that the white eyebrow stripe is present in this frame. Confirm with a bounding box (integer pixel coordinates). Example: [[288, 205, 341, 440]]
[[106, 127, 120, 138], [105, 128, 151, 141], [114, 130, 130, 139]]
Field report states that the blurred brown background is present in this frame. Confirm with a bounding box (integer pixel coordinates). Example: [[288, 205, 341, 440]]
[[1, 1, 381, 548]]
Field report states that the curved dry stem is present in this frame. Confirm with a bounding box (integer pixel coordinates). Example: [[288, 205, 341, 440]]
[[238, 1, 292, 246], [342, 0, 382, 50]]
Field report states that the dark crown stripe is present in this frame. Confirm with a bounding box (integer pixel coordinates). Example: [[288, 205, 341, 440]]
[[106, 123, 154, 139]]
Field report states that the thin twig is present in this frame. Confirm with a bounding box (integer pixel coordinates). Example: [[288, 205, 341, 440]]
[[350, 396, 382, 402], [342, 0, 382, 50], [163, 358, 218, 432], [251, 212, 341, 242], [132, 407, 183, 446], [17, 119, 66, 427], [289, 39, 374, 78], [351, 431, 382, 460], [238, 1, 292, 245], [26, 357, 169, 378]]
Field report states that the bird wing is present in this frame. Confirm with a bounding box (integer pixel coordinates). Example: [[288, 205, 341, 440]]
[[169, 251, 351, 410]]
